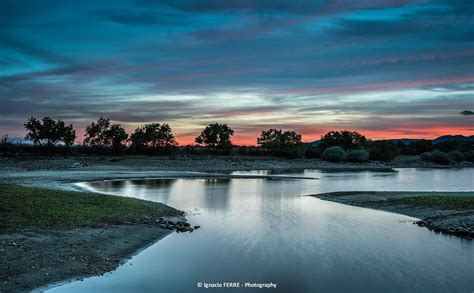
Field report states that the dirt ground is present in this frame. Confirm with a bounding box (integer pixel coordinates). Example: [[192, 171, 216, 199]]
[[0, 225, 172, 293]]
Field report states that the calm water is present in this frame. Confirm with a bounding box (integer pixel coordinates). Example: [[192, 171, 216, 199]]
[[50, 168, 473, 293]]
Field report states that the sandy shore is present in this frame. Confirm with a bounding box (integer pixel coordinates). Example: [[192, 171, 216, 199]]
[[313, 192, 474, 237]]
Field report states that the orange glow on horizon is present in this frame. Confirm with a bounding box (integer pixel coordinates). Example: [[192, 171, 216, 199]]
[[176, 126, 473, 146], [59, 126, 474, 146]]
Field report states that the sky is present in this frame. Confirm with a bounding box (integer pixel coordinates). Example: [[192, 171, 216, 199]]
[[1, 0, 473, 145]]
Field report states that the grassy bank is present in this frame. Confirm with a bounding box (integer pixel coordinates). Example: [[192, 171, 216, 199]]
[[0, 185, 183, 292], [314, 191, 474, 237], [0, 184, 182, 231]]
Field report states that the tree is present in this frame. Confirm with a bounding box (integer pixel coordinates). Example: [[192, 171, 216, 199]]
[[129, 127, 147, 150], [367, 140, 399, 162], [24, 116, 76, 147], [84, 116, 111, 147], [108, 124, 128, 149], [320, 130, 367, 151], [195, 123, 234, 153], [84, 117, 128, 149], [62, 125, 76, 147], [130, 123, 177, 151], [257, 129, 305, 157], [144, 123, 176, 147]]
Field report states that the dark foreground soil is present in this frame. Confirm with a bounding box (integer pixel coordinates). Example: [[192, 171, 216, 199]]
[[0, 225, 171, 292]]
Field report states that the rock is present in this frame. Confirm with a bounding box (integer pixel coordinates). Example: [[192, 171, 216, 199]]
[[193, 225, 200, 229], [71, 162, 82, 168], [177, 221, 190, 227]]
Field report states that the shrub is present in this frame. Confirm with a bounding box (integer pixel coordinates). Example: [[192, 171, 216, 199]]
[[322, 146, 346, 162], [429, 150, 450, 165], [448, 151, 465, 162], [463, 150, 474, 162], [346, 150, 369, 162], [420, 152, 432, 161], [367, 140, 399, 162]]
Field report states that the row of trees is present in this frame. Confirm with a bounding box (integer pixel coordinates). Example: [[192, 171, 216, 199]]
[[13, 116, 474, 162], [22, 117, 304, 154]]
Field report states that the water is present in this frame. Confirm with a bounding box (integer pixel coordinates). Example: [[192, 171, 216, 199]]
[[49, 168, 473, 292]]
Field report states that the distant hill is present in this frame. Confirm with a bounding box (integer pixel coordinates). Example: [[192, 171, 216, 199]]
[[386, 138, 416, 145], [309, 135, 474, 146], [432, 135, 474, 144]]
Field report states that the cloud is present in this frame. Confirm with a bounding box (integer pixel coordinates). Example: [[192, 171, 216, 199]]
[[101, 10, 190, 26], [1, 0, 474, 143], [460, 110, 474, 115]]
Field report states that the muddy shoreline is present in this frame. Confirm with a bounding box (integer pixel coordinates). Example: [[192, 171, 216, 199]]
[[1, 155, 472, 190], [313, 192, 474, 237], [2, 225, 173, 293]]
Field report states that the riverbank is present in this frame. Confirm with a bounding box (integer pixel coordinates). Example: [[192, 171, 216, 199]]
[[2, 154, 473, 174], [313, 191, 474, 237], [0, 185, 184, 292]]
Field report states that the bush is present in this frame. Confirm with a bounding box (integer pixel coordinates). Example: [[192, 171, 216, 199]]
[[346, 150, 369, 162], [367, 140, 399, 162], [305, 145, 321, 158], [448, 151, 465, 162], [322, 146, 346, 162], [420, 152, 432, 161], [410, 139, 433, 155], [429, 150, 450, 165], [464, 150, 474, 162]]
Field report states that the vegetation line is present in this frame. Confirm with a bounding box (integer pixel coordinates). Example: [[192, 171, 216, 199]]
[[2, 116, 474, 165]]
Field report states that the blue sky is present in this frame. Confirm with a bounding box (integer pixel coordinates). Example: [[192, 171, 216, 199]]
[[1, 0, 473, 144]]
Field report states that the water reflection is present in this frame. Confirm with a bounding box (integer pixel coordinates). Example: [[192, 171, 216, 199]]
[[54, 168, 474, 293], [202, 179, 231, 211]]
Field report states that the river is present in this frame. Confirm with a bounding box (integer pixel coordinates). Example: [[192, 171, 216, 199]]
[[49, 168, 474, 292]]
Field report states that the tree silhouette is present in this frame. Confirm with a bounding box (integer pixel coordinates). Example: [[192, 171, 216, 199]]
[[84, 116, 111, 147], [24, 116, 76, 147], [130, 123, 177, 150], [320, 130, 367, 150], [257, 129, 304, 157], [85, 117, 128, 149], [195, 123, 234, 153]]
